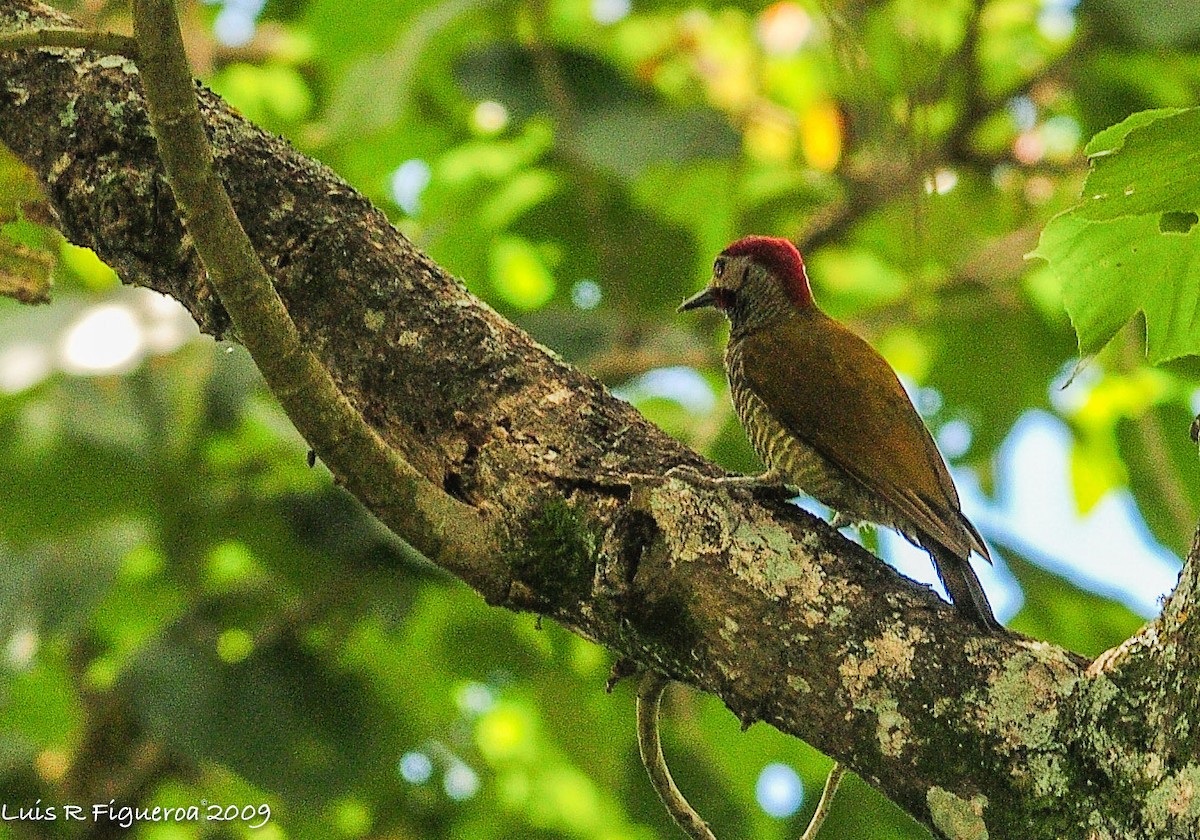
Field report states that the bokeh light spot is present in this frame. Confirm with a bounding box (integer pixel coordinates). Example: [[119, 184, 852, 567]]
[[1024, 174, 1056, 204], [399, 751, 433, 784], [214, 8, 256, 46], [801, 102, 843, 171], [1014, 130, 1045, 165], [490, 237, 556, 310], [0, 342, 51, 393], [614, 366, 716, 414], [924, 168, 958, 195], [756, 763, 804, 818], [211, 0, 266, 46], [473, 100, 509, 134], [571, 279, 602, 310], [592, 0, 631, 25], [1008, 96, 1037, 132], [456, 681, 496, 717], [390, 159, 432, 216], [444, 762, 480, 800], [938, 418, 973, 459], [916, 386, 944, 416], [1042, 115, 1082, 159], [60, 304, 143, 375], [4, 625, 38, 669], [332, 798, 372, 836], [1037, 8, 1076, 40], [34, 748, 69, 783], [757, 2, 813, 55], [476, 703, 534, 762]]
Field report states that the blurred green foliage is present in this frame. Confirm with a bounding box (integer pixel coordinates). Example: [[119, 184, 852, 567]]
[[1034, 107, 1200, 363], [2, 0, 1200, 837]]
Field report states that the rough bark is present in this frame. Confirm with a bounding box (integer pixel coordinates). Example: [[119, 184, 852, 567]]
[[1, 3, 1197, 837]]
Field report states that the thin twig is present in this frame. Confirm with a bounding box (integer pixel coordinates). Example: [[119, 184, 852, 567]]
[[636, 672, 717, 840], [799, 762, 845, 840], [0, 27, 137, 57]]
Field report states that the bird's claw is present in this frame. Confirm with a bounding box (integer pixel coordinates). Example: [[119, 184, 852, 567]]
[[664, 465, 791, 497], [664, 464, 718, 485]]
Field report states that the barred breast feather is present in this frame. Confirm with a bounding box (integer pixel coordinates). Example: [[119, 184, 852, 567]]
[[724, 309, 990, 565], [726, 338, 895, 527]]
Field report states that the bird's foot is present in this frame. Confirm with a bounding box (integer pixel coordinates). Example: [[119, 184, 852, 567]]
[[665, 465, 791, 497], [663, 464, 717, 485]]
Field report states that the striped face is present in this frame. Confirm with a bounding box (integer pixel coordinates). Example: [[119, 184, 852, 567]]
[[678, 236, 814, 318], [702, 252, 752, 312]]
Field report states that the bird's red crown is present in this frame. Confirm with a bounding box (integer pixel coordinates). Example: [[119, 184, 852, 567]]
[[721, 235, 813, 307]]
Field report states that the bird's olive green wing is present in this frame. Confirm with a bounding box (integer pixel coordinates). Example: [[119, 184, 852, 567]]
[[740, 312, 990, 561]]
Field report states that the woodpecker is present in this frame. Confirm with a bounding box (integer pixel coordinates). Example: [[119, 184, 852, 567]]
[[678, 235, 999, 630]]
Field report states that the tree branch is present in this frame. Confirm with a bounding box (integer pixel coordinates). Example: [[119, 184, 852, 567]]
[[124, 0, 497, 597], [1, 3, 1197, 837]]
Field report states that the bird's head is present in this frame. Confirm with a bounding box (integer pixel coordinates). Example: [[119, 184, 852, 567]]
[[678, 236, 814, 333]]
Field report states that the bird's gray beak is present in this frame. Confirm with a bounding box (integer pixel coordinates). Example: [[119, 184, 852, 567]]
[[677, 287, 717, 313]]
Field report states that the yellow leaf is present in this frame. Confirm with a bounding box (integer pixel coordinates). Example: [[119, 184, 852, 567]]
[[1069, 436, 1125, 514], [801, 100, 843, 171]]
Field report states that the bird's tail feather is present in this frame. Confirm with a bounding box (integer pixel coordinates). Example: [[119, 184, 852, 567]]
[[931, 548, 1001, 631]]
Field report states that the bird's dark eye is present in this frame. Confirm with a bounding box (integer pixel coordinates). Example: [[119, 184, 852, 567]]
[[713, 257, 726, 278]]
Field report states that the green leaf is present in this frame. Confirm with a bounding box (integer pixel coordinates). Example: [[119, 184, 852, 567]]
[[1160, 211, 1199, 234], [1080, 108, 1200, 221], [1084, 107, 1187, 157], [1032, 108, 1200, 363], [1031, 210, 1200, 363]]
